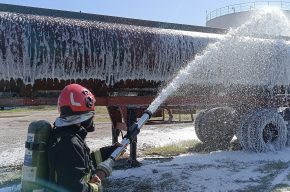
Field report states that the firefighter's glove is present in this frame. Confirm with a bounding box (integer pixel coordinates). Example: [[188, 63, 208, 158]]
[[100, 142, 122, 160], [89, 174, 101, 184], [96, 158, 114, 178]]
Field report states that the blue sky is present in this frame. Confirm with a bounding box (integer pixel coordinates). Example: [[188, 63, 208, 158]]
[[0, 0, 272, 26]]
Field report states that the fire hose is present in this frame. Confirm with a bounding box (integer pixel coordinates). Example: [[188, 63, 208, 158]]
[[96, 110, 152, 179]]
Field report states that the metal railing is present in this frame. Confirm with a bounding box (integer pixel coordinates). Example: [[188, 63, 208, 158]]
[[206, 1, 290, 22]]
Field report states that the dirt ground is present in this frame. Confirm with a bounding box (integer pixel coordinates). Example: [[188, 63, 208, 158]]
[[0, 108, 114, 153], [3, 108, 290, 191], [0, 107, 196, 188]]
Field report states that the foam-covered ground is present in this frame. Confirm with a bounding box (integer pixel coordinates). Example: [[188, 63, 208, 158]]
[[1, 112, 290, 191]]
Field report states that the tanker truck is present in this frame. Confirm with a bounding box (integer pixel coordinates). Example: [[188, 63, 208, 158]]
[[0, 3, 289, 165]]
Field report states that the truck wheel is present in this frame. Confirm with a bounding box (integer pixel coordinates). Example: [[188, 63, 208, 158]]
[[194, 109, 210, 143], [287, 124, 290, 146], [280, 108, 290, 146], [194, 107, 238, 147], [236, 108, 269, 150], [236, 108, 287, 152]]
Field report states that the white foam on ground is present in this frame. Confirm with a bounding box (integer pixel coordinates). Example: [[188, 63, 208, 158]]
[[111, 148, 290, 191], [0, 124, 196, 167]]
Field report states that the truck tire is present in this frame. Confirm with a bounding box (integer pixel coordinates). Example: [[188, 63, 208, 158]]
[[236, 108, 287, 152], [194, 109, 210, 143], [280, 108, 290, 146], [236, 108, 269, 150], [194, 107, 238, 147]]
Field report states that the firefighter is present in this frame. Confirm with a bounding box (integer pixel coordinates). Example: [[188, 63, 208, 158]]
[[47, 84, 119, 192]]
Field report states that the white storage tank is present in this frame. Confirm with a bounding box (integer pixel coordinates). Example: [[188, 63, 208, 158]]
[[206, 1, 290, 29]]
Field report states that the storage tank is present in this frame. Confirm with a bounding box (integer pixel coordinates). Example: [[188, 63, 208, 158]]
[[206, 1, 290, 29]]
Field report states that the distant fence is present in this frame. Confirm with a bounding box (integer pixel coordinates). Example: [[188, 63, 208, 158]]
[[206, 1, 290, 21]]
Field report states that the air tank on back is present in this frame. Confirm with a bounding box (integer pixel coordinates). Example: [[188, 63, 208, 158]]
[[21, 120, 52, 191]]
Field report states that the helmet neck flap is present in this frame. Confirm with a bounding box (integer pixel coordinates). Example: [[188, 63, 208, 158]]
[[54, 111, 94, 127]]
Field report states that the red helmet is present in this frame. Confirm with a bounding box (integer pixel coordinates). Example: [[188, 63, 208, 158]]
[[58, 84, 96, 117]]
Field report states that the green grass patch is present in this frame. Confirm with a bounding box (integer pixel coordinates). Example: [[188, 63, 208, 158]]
[[94, 106, 110, 123], [0, 105, 57, 113], [256, 161, 288, 174], [95, 106, 108, 114], [103, 177, 154, 192], [0, 105, 112, 123], [144, 139, 241, 157], [93, 116, 111, 123], [144, 140, 200, 156], [272, 184, 290, 192], [189, 139, 241, 153], [240, 161, 290, 192], [0, 105, 108, 114]]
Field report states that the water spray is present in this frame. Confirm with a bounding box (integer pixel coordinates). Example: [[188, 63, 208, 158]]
[[96, 9, 290, 179]]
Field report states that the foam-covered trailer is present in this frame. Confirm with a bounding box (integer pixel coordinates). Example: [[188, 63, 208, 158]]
[[0, 3, 289, 156], [0, 3, 225, 164]]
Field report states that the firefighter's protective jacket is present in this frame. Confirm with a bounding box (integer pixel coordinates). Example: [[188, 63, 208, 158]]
[[47, 125, 101, 192]]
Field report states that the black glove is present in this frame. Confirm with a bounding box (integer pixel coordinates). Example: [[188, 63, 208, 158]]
[[100, 142, 121, 160]]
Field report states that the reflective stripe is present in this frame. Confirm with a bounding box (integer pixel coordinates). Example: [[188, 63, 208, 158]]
[[88, 183, 101, 192], [55, 171, 57, 183], [86, 171, 101, 192], [84, 173, 90, 182], [92, 150, 103, 165]]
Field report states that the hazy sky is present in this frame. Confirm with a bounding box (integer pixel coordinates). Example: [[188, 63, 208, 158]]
[[0, 0, 283, 26]]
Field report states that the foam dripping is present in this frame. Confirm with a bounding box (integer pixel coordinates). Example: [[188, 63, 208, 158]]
[[0, 12, 220, 86]]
